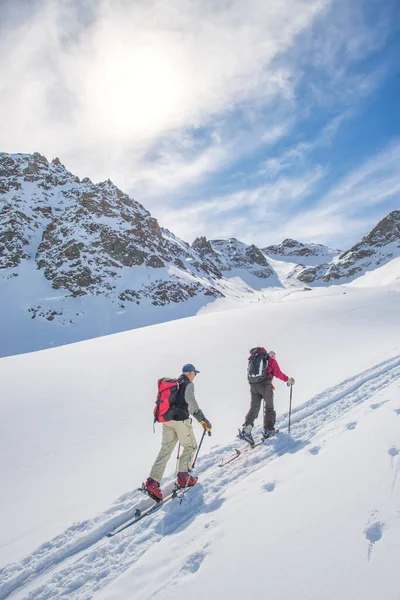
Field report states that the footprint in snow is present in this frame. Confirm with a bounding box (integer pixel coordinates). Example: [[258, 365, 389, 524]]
[[364, 521, 386, 561], [180, 545, 209, 575], [388, 447, 399, 457], [309, 445, 321, 455], [263, 482, 276, 492], [394, 408, 400, 415], [347, 422, 357, 430], [370, 401, 389, 410]]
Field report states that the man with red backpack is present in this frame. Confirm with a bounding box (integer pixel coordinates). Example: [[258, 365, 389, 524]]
[[145, 363, 212, 501], [241, 347, 294, 444]]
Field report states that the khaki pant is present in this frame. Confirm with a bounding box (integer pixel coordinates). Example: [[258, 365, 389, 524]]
[[150, 419, 198, 483]]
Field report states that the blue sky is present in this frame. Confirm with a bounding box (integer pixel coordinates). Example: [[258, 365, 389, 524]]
[[0, 0, 399, 250]]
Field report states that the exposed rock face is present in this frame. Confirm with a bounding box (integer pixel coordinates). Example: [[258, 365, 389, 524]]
[[34, 180, 166, 296], [0, 153, 274, 326], [296, 211, 400, 284], [2, 151, 398, 354], [193, 237, 275, 279], [264, 238, 340, 262]]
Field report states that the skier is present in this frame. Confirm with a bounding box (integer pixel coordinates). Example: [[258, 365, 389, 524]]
[[145, 363, 212, 501], [241, 348, 294, 444]]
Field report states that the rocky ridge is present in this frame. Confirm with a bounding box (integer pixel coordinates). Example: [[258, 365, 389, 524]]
[[0, 152, 275, 324], [192, 236, 275, 280], [263, 238, 340, 263], [297, 211, 400, 284]]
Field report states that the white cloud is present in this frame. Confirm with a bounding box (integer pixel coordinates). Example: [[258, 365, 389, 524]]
[[160, 139, 400, 248], [0, 0, 397, 251], [158, 165, 326, 244], [318, 140, 400, 213], [259, 113, 349, 178], [0, 1, 317, 138], [267, 140, 400, 248], [0, 0, 327, 182]]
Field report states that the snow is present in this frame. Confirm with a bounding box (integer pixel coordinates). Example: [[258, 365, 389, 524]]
[[347, 256, 400, 287], [99, 381, 400, 600], [0, 277, 400, 600]]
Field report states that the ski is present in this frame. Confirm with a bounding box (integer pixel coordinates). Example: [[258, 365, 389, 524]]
[[219, 437, 264, 467], [107, 484, 192, 537], [219, 430, 280, 468]]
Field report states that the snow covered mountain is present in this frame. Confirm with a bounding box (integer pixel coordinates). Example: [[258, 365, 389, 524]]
[[1, 152, 399, 357], [0, 152, 277, 356], [296, 211, 400, 284], [0, 151, 224, 303], [192, 236, 279, 288], [263, 238, 341, 266], [0, 277, 399, 600]]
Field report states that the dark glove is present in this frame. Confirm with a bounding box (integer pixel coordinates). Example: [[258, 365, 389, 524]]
[[193, 409, 205, 423]]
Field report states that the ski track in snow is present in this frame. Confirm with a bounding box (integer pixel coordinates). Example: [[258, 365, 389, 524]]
[[1, 355, 400, 600]]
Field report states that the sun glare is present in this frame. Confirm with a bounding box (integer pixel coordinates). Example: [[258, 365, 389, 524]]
[[89, 42, 186, 140]]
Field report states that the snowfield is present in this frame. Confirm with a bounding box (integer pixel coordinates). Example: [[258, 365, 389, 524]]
[[0, 273, 399, 599]]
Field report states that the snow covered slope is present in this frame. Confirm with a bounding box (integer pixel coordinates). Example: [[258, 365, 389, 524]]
[[0, 276, 399, 600]]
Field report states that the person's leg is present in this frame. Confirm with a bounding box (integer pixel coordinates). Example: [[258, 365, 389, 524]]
[[149, 422, 178, 483], [175, 419, 198, 473], [244, 385, 262, 426], [262, 383, 276, 431]]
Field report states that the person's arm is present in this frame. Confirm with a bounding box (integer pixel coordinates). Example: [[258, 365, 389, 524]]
[[269, 357, 288, 382], [185, 382, 201, 415], [185, 383, 212, 431]]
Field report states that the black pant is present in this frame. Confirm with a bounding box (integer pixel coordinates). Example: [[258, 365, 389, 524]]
[[244, 381, 275, 430]]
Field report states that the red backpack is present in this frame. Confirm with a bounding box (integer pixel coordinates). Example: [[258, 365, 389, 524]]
[[154, 378, 179, 423]]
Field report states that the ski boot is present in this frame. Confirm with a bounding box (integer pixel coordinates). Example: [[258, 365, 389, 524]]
[[177, 472, 198, 488], [262, 428, 278, 439], [239, 424, 254, 445], [144, 477, 163, 501]]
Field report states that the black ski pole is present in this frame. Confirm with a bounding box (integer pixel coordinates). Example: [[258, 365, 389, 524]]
[[288, 383, 293, 434], [175, 443, 181, 475], [179, 429, 207, 501], [191, 429, 207, 471]]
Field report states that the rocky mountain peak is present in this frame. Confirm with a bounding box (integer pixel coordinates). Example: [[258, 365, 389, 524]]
[[192, 236, 214, 256], [297, 210, 400, 284], [1, 152, 231, 326], [343, 210, 400, 256], [264, 238, 339, 259]]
